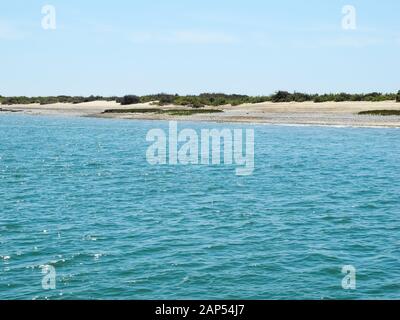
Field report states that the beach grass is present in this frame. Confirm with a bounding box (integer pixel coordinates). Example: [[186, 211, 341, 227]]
[[102, 108, 161, 114], [102, 108, 223, 116], [358, 110, 400, 116], [164, 109, 223, 116]]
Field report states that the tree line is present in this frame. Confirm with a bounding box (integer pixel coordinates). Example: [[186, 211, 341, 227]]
[[1, 91, 399, 107], [0, 95, 118, 105]]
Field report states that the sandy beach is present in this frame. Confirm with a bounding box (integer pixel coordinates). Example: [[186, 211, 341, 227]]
[[1, 100, 400, 128]]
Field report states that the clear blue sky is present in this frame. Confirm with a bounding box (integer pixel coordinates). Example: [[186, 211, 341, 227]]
[[1, 0, 399, 96]]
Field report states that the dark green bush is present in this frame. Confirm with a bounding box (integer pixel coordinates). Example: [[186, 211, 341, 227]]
[[118, 95, 141, 105], [140, 94, 177, 105], [291, 92, 312, 102], [270, 91, 293, 102]]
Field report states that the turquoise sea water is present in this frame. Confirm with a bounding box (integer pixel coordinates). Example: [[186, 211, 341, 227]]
[[0, 114, 399, 300]]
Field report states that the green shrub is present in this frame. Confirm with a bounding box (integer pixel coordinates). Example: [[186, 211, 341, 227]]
[[140, 94, 177, 105], [118, 95, 140, 105], [292, 92, 313, 102], [270, 91, 293, 102]]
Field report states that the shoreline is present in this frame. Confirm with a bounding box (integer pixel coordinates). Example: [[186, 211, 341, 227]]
[[2, 100, 400, 128]]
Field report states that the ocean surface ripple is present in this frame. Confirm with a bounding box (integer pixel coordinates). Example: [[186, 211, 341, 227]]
[[1, 115, 399, 299]]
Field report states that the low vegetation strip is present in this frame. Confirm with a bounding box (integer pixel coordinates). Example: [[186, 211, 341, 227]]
[[0, 95, 118, 105], [358, 110, 400, 116], [1, 90, 400, 107], [102, 108, 161, 114], [164, 109, 223, 116], [102, 108, 223, 116], [118, 91, 400, 107]]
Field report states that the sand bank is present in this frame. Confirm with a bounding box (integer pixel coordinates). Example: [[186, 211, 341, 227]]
[[2, 100, 400, 128]]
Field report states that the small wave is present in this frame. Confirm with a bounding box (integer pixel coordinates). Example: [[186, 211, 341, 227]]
[[83, 235, 98, 241], [94, 253, 103, 260]]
